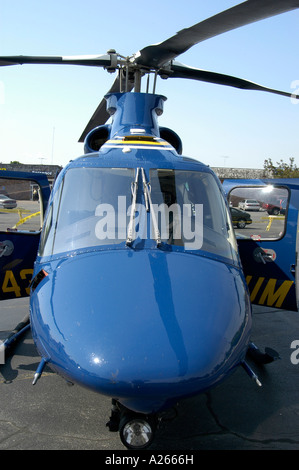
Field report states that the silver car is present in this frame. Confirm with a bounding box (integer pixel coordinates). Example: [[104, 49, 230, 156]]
[[0, 194, 17, 209], [238, 199, 260, 211]]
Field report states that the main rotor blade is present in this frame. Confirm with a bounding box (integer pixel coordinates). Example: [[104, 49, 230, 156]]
[[0, 54, 112, 67], [78, 77, 134, 142], [170, 62, 299, 100], [78, 80, 118, 142], [136, 0, 299, 68]]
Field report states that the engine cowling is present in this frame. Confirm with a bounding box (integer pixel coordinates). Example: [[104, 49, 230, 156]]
[[84, 125, 111, 153], [83, 125, 182, 155]]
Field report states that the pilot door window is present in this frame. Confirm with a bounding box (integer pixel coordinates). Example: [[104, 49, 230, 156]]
[[39, 167, 135, 256], [228, 185, 289, 240], [0, 178, 43, 233], [149, 169, 238, 263]]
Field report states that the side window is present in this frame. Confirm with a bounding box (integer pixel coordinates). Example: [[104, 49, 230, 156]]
[[0, 178, 43, 233], [228, 185, 289, 240], [39, 180, 63, 257]]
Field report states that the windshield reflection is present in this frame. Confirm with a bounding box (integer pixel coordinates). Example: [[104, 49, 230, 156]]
[[228, 185, 289, 240], [150, 169, 238, 260]]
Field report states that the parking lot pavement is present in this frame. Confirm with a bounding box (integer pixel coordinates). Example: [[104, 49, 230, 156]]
[[0, 298, 299, 450]]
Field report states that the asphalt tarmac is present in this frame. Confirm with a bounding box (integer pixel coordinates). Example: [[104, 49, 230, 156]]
[[0, 297, 299, 451]]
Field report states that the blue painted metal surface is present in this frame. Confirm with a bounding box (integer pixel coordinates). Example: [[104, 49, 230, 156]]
[[31, 249, 251, 413], [106, 92, 166, 138]]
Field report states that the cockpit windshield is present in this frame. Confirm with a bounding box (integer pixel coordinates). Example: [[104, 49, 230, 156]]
[[39, 166, 238, 264], [39, 167, 134, 256], [149, 169, 238, 261]]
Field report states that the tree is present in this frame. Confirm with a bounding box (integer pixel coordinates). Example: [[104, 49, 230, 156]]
[[264, 157, 299, 178]]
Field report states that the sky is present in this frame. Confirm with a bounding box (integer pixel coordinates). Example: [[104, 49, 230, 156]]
[[0, 0, 298, 170]]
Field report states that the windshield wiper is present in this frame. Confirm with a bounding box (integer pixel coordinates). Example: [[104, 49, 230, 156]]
[[126, 167, 140, 246], [141, 168, 161, 247]]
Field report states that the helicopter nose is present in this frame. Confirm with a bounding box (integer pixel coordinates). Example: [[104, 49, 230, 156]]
[[31, 249, 251, 413]]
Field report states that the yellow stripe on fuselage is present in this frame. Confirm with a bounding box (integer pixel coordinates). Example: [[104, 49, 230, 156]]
[[106, 139, 170, 146]]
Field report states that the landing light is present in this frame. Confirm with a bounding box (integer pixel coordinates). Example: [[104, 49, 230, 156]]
[[120, 417, 154, 449]]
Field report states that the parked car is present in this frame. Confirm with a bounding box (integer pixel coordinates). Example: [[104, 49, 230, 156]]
[[230, 207, 252, 229], [238, 199, 260, 211], [262, 199, 286, 215], [0, 194, 17, 209]]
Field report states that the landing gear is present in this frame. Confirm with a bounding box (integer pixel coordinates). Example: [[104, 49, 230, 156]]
[[242, 342, 281, 386], [106, 399, 157, 450]]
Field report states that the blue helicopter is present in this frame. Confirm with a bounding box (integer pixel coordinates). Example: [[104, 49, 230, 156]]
[[1, 0, 299, 449]]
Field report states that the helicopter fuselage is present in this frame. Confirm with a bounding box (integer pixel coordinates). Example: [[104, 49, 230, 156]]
[[29, 92, 252, 414]]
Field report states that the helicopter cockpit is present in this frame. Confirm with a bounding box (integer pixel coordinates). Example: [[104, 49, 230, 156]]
[[38, 166, 238, 265]]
